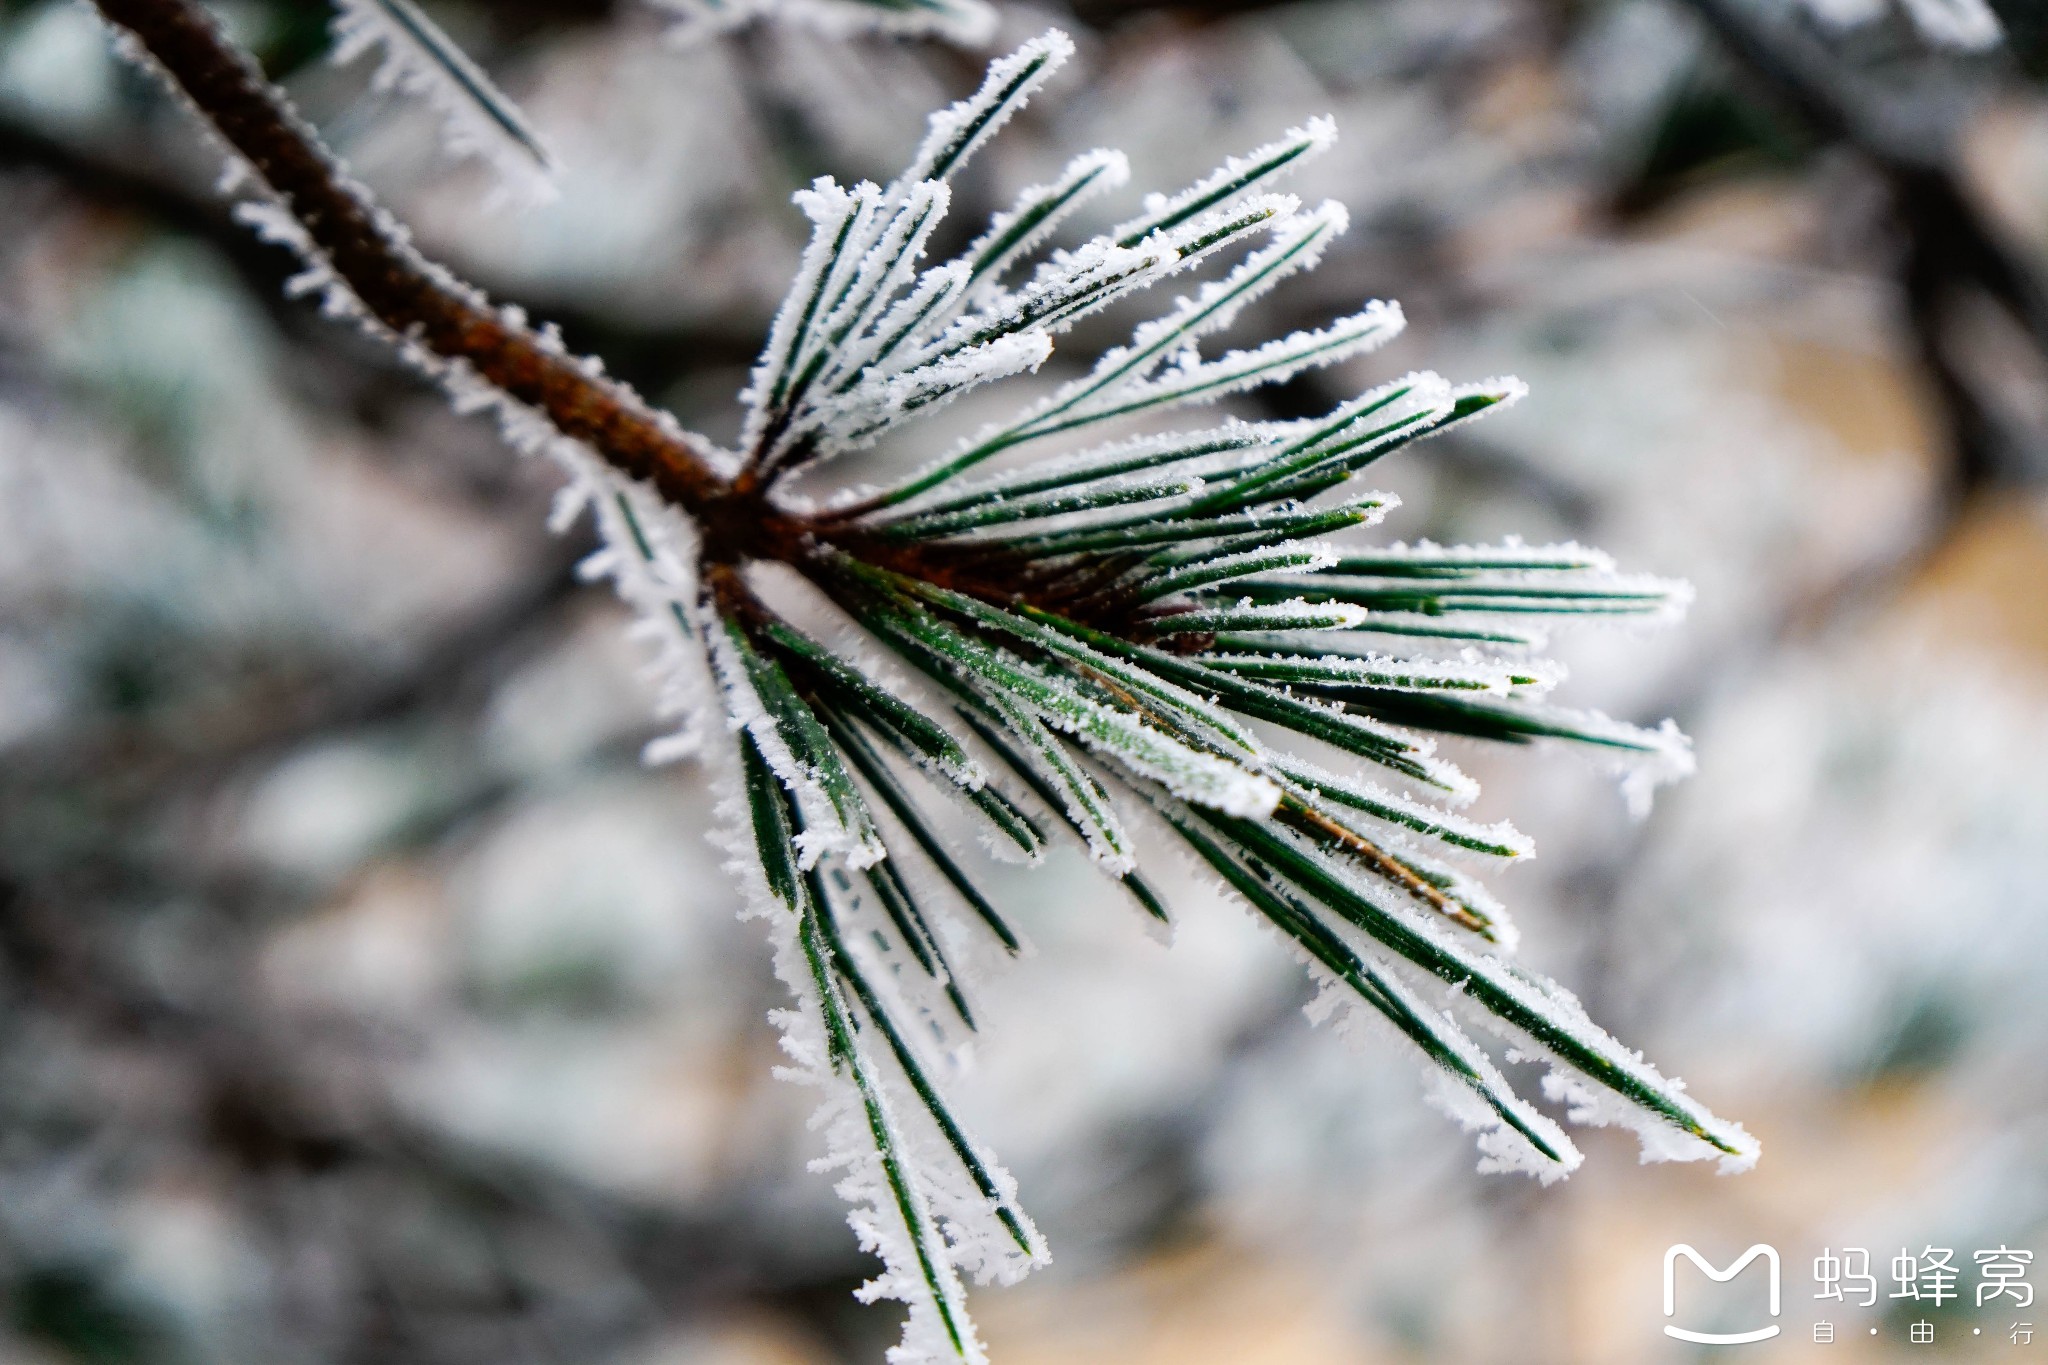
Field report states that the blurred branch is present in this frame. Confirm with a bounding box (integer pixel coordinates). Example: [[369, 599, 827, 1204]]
[[93, 0, 731, 517], [1671, 0, 2048, 517]]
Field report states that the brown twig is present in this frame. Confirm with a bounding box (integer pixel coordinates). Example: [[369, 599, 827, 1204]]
[[1276, 799, 1494, 936], [92, 0, 732, 521]]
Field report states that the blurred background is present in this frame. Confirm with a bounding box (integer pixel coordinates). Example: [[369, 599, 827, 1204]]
[[2, 0, 2046, 1360]]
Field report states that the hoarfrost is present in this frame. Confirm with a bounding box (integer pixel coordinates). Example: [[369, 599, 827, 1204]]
[[330, 0, 557, 206], [1540, 1068, 1760, 1174]]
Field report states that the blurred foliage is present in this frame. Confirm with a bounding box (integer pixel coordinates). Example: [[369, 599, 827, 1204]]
[[1621, 63, 1813, 210]]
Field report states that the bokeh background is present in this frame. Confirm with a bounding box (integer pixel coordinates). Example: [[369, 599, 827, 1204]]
[[3, 0, 2047, 1360]]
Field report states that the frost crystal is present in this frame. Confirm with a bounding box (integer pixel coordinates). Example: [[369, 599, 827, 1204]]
[[330, 0, 557, 205]]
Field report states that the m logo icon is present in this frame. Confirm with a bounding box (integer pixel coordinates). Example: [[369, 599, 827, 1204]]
[[1663, 1244, 1782, 1345]]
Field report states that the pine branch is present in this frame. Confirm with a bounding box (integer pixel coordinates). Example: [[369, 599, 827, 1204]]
[[82, 12, 1758, 1360]]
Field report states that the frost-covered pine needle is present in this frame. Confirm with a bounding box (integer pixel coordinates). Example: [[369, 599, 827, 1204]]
[[330, 0, 557, 204]]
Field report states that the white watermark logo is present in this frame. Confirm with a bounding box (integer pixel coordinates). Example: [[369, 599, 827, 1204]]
[[1664, 1244, 1782, 1345]]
